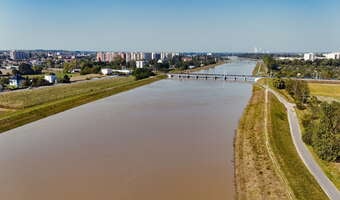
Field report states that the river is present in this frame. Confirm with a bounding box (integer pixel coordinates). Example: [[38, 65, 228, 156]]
[[0, 59, 255, 200]]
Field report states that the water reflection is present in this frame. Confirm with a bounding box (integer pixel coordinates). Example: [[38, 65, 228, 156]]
[[0, 60, 255, 200]]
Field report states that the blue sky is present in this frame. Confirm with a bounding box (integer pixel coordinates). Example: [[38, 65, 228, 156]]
[[1, 0, 340, 52]]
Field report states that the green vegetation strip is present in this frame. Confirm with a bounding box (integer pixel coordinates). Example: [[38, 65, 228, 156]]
[[0, 75, 166, 133], [0, 77, 135, 109], [235, 85, 290, 199], [268, 93, 328, 200]]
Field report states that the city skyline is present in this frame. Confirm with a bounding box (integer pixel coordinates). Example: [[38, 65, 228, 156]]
[[1, 0, 340, 52]]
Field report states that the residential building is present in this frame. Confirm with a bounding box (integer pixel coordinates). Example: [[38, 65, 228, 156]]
[[136, 61, 146, 68], [10, 50, 28, 60], [9, 74, 24, 88], [144, 53, 152, 61], [44, 74, 57, 84], [152, 52, 161, 60], [160, 52, 167, 60], [323, 52, 340, 59], [97, 52, 123, 62], [304, 53, 316, 61], [125, 53, 132, 62]]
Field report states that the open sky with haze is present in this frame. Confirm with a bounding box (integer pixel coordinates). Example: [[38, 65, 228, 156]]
[[1, 0, 340, 52]]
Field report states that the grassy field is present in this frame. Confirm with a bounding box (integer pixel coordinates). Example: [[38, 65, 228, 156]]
[[252, 62, 268, 76], [308, 82, 340, 101], [235, 85, 290, 199], [0, 77, 134, 109], [0, 75, 166, 133], [267, 93, 328, 200], [258, 78, 295, 103]]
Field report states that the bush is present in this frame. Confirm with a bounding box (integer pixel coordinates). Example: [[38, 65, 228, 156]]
[[80, 66, 101, 75], [273, 78, 285, 89], [57, 74, 71, 83], [132, 68, 154, 80], [31, 77, 51, 87]]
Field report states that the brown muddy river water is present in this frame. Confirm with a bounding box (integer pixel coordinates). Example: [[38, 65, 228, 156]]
[[0, 59, 255, 200]]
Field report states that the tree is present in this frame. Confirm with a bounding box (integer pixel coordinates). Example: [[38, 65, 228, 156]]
[[132, 68, 154, 80], [263, 55, 278, 71], [285, 79, 310, 105], [57, 74, 71, 83], [63, 60, 78, 73], [312, 102, 340, 161], [273, 78, 285, 89], [31, 77, 50, 87], [18, 63, 35, 75], [0, 77, 9, 85]]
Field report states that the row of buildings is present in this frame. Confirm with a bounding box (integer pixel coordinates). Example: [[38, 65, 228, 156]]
[[96, 52, 179, 63], [303, 52, 340, 61]]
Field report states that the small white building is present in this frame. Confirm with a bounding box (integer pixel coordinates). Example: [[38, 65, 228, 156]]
[[9, 74, 24, 88], [136, 61, 146, 68], [323, 52, 340, 59], [304, 53, 316, 61], [101, 68, 112, 75], [44, 74, 57, 84]]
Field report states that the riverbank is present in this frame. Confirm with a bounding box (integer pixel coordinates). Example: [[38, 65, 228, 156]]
[[235, 83, 328, 200], [170, 61, 226, 73], [0, 75, 166, 133], [235, 85, 291, 199], [263, 78, 340, 190]]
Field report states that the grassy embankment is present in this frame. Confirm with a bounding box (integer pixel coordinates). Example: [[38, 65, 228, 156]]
[[267, 93, 328, 200], [265, 79, 340, 189], [252, 61, 268, 76], [0, 75, 166, 133], [235, 85, 291, 199], [235, 84, 328, 200]]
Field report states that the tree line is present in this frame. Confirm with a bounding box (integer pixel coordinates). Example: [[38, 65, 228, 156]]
[[263, 55, 340, 79], [273, 78, 339, 162]]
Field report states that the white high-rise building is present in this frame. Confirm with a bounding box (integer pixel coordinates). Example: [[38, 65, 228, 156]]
[[323, 52, 340, 59], [136, 60, 146, 68], [304, 53, 316, 61], [10, 50, 28, 60]]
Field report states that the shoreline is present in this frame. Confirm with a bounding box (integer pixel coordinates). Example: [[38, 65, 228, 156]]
[[170, 61, 227, 74], [234, 83, 329, 199], [186, 61, 227, 72], [0, 75, 166, 134]]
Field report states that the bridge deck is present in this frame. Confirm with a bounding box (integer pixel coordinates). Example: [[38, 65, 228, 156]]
[[167, 73, 262, 82]]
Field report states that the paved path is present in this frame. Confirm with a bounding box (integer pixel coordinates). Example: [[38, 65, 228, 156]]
[[267, 87, 340, 200]]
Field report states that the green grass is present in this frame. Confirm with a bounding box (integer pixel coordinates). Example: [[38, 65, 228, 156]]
[[252, 62, 268, 76], [268, 93, 328, 200], [0, 75, 166, 133], [0, 77, 134, 109], [259, 78, 295, 103], [308, 83, 340, 101], [307, 146, 340, 189], [235, 85, 291, 199]]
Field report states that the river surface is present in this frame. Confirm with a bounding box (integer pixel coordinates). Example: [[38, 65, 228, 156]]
[[0, 59, 255, 200]]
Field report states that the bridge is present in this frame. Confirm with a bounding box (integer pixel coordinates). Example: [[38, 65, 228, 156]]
[[167, 73, 263, 82]]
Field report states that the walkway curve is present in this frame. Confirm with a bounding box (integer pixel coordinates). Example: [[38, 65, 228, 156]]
[[267, 87, 340, 200]]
